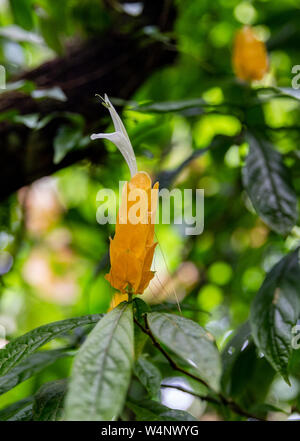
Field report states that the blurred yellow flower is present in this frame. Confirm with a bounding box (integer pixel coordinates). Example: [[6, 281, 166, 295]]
[[232, 26, 268, 81]]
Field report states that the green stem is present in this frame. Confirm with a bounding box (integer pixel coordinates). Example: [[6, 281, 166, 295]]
[[126, 284, 134, 302]]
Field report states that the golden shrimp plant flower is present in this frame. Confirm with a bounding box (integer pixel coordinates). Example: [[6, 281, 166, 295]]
[[232, 26, 268, 81], [91, 95, 159, 304]]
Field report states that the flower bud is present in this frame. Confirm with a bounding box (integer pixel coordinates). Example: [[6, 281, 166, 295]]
[[233, 26, 268, 81]]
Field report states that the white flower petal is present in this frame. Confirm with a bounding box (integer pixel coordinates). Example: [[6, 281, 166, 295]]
[[91, 95, 137, 177], [104, 94, 130, 143]]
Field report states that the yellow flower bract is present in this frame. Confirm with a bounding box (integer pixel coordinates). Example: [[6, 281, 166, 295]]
[[105, 171, 159, 295]]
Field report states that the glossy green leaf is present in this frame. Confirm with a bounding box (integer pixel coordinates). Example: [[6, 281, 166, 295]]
[[33, 379, 67, 421], [0, 314, 103, 376], [242, 133, 298, 235], [147, 312, 221, 391], [250, 249, 300, 382], [131, 98, 206, 114], [221, 322, 251, 395], [127, 399, 197, 421], [65, 303, 134, 421], [224, 340, 275, 409], [0, 349, 70, 396], [0, 397, 33, 421], [248, 403, 287, 419], [133, 297, 150, 322], [135, 356, 162, 399], [276, 87, 300, 101]]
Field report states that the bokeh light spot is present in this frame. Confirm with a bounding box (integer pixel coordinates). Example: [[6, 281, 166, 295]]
[[208, 261, 233, 285], [197, 284, 223, 310], [242, 267, 264, 291], [234, 2, 257, 25]]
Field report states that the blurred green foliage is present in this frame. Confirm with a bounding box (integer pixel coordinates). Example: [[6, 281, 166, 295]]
[[0, 0, 299, 420]]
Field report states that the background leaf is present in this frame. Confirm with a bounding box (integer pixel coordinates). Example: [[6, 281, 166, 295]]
[[9, 0, 34, 31], [277, 87, 300, 101], [0, 349, 70, 396], [250, 249, 300, 382], [134, 356, 162, 399], [127, 399, 197, 421], [223, 336, 275, 410], [0, 397, 33, 421], [38, 13, 63, 54], [33, 379, 67, 421], [221, 322, 252, 395], [31, 87, 67, 102], [147, 312, 221, 391], [242, 132, 298, 235], [65, 303, 134, 421], [54, 125, 83, 164], [128, 98, 206, 114], [0, 314, 103, 376]]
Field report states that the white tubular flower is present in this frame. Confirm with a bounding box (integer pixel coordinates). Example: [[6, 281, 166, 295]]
[[90, 94, 138, 177]]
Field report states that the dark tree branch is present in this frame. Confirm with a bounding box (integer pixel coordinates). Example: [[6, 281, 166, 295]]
[[0, 0, 177, 201]]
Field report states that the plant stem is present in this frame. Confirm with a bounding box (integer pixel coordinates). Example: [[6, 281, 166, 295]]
[[160, 384, 220, 406], [127, 285, 134, 302], [134, 317, 266, 421]]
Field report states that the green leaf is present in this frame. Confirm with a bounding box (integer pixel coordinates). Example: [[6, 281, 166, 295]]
[[275, 87, 300, 101], [1, 110, 83, 133], [256, 87, 300, 104], [0, 397, 33, 421], [133, 297, 150, 322], [60, 112, 85, 128], [250, 249, 300, 382], [242, 132, 298, 235], [14, 113, 40, 129], [31, 87, 67, 102], [1, 79, 36, 93], [35, 114, 58, 130], [38, 14, 63, 54], [152, 302, 209, 314], [224, 340, 275, 409], [135, 356, 162, 399], [65, 303, 134, 421], [0, 25, 42, 44], [0, 109, 19, 123], [249, 403, 287, 419], [10, 0, 34, 31], [221, 322, 251, 395], [127, 399, 197, 421], [147, 312, 221, 391], [33, 379, 67, 421], [53, 125, 83, 164], [134, 324, 148, 362], [130, 98, 206, 114], [0, 349, 70, 396], [0, 314, 103, 376]]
